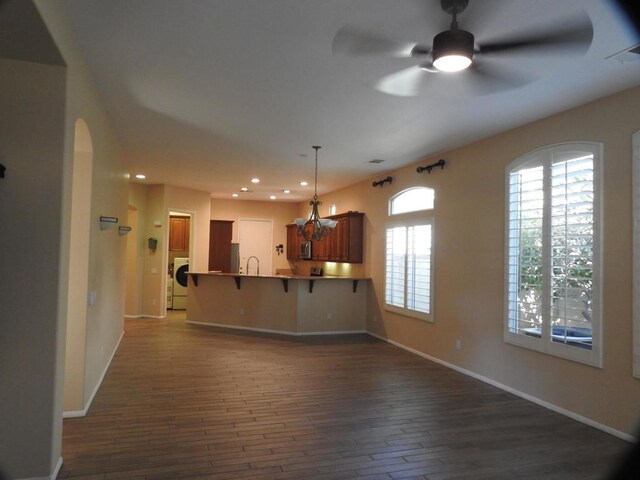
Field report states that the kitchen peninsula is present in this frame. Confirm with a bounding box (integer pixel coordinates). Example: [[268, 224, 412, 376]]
[[186, 272, 370, 335]]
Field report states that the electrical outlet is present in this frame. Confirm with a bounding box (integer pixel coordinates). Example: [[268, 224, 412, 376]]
[[372, 314, 377, 322], [240, 308, 244, 315], [327, 312, 332, 320], [455, 339, 462, 351]]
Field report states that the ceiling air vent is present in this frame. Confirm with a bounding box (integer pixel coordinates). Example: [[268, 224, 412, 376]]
[[607, 44, 640, 63], [369, 159, 385, 164]]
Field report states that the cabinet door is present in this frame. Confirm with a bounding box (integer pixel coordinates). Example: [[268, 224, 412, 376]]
[[286, 225, 300, 260], [337, 217, 350, 261], [209, 220, 233, 271], [312, 236, 328, 261], [169, 217, 188, 251], [345, 213, 363, 263]]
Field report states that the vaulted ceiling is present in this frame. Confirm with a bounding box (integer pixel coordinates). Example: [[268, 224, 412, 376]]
[[63, 0, 640, 201]]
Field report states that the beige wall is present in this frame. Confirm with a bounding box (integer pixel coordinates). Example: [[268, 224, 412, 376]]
[[0, 57, 67, 479], [211, 198, 299, 272], [314, 85, 640, 437], [0, 1, 128, 477], [127, 184, 211, 316], [125, 205, 141, 315]]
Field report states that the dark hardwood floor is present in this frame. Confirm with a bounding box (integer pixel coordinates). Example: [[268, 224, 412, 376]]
[[59, 312, 632, 480]]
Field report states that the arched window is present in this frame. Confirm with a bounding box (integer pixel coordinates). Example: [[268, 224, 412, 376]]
[[389, 187, 434, 215], [504, 142, 602, 367]]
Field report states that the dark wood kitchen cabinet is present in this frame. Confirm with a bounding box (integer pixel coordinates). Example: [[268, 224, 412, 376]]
[[327, 212, 363, 263], [208, 220, 233, 272], [286, 212, 363, 263], [169, 216, 190, 251]]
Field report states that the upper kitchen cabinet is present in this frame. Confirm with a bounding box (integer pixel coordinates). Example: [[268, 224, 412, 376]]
[[169, 216, 190, 251], [286, 223, 303, 260], [286, 211, 363, 263], [208, 220, 233, 272], [329, 212, 363, 263]]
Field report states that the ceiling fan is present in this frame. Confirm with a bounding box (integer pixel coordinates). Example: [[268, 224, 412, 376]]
[[332, 0, 593, 96]]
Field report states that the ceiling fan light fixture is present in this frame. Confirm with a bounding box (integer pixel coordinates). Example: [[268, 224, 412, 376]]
[[432, 29, 474, 72], [433, 53, 472, 72]]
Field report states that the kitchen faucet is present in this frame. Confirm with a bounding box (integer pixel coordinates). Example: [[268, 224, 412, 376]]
[[246, 256, 260, 276]]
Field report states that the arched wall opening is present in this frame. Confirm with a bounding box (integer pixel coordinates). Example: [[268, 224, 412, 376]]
[[63, 118, 94, 414]]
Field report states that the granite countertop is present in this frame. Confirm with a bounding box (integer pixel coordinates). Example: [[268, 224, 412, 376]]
[[188, 272, 370, 280]]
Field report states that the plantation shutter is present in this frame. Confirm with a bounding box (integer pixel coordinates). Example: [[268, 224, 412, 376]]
[[505, 142, 601, 366], [385, 226, 406, 308], [385, 221, 433, 317], [550, 154, 594, 349], [507, 165, 544, 336]]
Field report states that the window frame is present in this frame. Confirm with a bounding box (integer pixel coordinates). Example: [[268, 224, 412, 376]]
[[503, 142, 603, 367], [632, 131, 640, 379], [384, 215, 435, 323], [389, 187, 435, 216]]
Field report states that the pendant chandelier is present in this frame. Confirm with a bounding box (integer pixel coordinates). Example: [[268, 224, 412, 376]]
[[294, 146, 337, 241]]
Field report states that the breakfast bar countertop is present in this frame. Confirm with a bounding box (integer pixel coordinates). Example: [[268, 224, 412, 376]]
[[188, 271, 371, 280]]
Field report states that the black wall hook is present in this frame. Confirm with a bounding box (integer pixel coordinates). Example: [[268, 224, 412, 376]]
[[417, 159, 446, 174], [0, 163, 5, 178], [372, 176, 393, 187]]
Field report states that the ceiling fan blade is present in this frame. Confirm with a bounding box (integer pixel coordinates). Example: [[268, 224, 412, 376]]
[[374, 65, 432, 97], [332, 26, 422, 57], [463, 61, 531, 95], [478, 14, 593, 56]]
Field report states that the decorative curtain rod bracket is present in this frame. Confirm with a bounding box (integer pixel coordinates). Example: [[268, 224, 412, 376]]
[[372, 176, 393, 188], [417, 159, 446, 174]]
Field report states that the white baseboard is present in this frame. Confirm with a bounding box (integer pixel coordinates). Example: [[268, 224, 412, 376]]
[[367, 332, 637, 443], [186, 320, 365, 337], [51, 457, 62, 480], [63, 331, 124, 419], [15, 457, 62, 480]]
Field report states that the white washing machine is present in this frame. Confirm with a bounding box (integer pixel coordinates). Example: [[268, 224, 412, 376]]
[[173, 257, 189, 309]]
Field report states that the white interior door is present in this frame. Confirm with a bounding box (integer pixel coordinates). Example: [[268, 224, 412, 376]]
[[238, 219, 273, 275]]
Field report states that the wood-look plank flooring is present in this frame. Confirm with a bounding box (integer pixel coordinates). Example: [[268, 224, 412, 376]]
[[60, 312, 631, 480]]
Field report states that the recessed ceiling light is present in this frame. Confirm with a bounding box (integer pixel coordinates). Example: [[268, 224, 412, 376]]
[[135, 174, 146, 179], [232, 193, 239, 197], [240, 187, 249, 192], [300, 181, 308, 186], [251, 178, 260, 184], [270, 195, 276, 200], [283, 189, 291, 194]]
